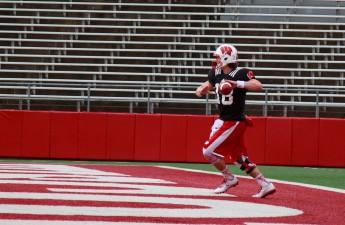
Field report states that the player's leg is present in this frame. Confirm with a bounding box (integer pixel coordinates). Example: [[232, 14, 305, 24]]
[[202, 153, 239, 194], [229, 123, 276, 198], [206, 156, 238, 194], [234, 154, 276, 198], [250, 168, 276, 198], [202, 119, 240, 194]]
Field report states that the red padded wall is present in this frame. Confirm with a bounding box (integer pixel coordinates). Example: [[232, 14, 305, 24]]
[[1, 110, 344, 167], [78, 113, 107, 160], [50, 112, 79, 159], [291, 118, 319, 166], [0, 110, 23, 157], [185, 115, 215, 163], [245, 117, 266, 165], [134, 114, 161, 161], [318, 118, 345, 167], [160, 114, 188, 162], [107, 113, 135, 160], [21, 111, 50, 158], [265, 117, 292, 165]]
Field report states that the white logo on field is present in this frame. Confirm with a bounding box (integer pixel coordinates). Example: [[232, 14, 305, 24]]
[[0, 164, 303, 220]]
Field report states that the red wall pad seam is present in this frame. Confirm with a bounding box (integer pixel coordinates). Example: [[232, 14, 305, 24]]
[[186, 115, 215, 163], [291, 118, 319, 166], [107, 113, 136, 160], [78, 113, 107, 160], [318, 118, 345, 167], [160, 114, 188, 162], [21, 111, 51, 158], [134, 114, 162, 161], [0, 110, 23, 157], [244, 116, 267, 165], [265, 117, 292, 165], [50, 111, 79, 159]]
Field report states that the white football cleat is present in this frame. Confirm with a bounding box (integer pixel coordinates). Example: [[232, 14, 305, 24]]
[[214, 177, 239, 194], [252, 183, 276, 198]]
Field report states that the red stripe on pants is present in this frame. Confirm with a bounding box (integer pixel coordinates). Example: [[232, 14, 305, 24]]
[[204, 120, 247, 162]]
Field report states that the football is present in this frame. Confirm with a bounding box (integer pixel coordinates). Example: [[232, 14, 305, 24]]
[[219, 80, 233, 95]]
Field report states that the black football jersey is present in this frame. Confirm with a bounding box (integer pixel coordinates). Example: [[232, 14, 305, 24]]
[[208, 67, 255, 121]]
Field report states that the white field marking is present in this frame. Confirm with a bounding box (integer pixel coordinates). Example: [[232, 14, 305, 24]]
[[0, 164, 173, 184], [29, 176, 165, 183], [30, 178, 105, 182], [0, 176, 174, 184], [0, 164, 48, 169], [0, 169, 130, 176], [0, 221, 315, 225], [0, 168, 53, 171], [0, 169, 64, 173], [0, 165, 53, 169], [0, 179, 174, 186], [30, 177, 155, 182], [157, 166, 345, 194], [0, 164, 181, 187], [0, 164, 128, 176], [4, 165, 233, 196], [0, 164, 303, 219], [0, 192, 302, 218], [0, 174, 101, 179], [0, 220, 212, 225], [48, 185, 233, 197]]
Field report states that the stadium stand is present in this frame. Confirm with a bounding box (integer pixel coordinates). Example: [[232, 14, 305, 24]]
[[0, 0, 344, 117]]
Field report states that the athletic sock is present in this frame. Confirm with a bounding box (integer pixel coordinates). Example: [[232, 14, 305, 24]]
[[255, 174, 270, 187], [221, 166, 234, 180]]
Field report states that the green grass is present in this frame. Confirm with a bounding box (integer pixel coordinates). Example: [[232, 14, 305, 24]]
[[1, 159, 344, 189], [151, 162, 345, 190]]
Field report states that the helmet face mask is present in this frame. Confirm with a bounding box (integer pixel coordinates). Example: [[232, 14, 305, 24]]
[[213, 44, 238, 69]]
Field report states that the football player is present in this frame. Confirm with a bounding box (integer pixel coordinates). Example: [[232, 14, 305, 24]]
[[195, 44, 276, 198]]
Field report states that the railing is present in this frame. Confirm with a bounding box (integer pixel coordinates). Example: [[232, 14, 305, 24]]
[[1, 80, 344, 117], [1, 0, 344, 117]]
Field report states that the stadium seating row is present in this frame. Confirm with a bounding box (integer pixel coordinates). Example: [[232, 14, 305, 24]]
[[0, 0, 344, 116]]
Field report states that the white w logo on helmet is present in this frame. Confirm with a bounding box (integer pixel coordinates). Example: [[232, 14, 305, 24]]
[[213, 44, 238, 68]]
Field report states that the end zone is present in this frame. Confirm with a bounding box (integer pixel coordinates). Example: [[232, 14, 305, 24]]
[[0, 163, 344, 225]]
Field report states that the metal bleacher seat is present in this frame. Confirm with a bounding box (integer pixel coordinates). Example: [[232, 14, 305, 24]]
[[0, 0, 344, 117]]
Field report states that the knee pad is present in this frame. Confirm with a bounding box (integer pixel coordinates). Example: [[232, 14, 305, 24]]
[[235, 155, 256, 174], [202, 148, 221, 164]]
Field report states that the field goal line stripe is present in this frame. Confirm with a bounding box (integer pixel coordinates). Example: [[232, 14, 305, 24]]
[[156, 165, 345, 194]]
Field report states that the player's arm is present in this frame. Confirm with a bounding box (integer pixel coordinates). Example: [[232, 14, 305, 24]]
[[195, 81, 213, 97], [230, 79, 263, 92], [196, 69, 216, 97], [229, 69, 263, 92]]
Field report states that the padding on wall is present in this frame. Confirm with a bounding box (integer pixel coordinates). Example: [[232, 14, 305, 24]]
[[265, 117, 292, 165], [185, 115, 215, 163], [318, 118, 345, 167], [160, 114, 188, 162], [107, 113, 136, 160], [50, 111, 79, 159], [21, 111, 50, 158], [134, 114, 162, 161], [78, 113, 107, 160], [291, 118, 319, 166], [0, 110, 23, 157], [245, 116, 267, 165], [0, 110, 344, 168]]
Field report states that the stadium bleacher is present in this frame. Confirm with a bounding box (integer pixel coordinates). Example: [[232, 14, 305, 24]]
[[0, 0, 344, 117]]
